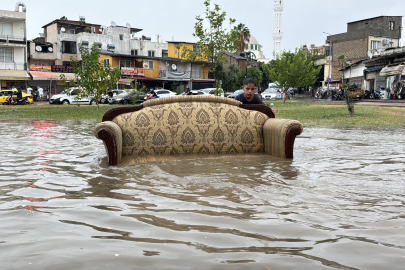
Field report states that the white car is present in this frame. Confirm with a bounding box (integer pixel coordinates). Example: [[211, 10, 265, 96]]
[[49, 87, 96, 105], [199, 88, 225, 97], [261, 88, 278, 100], [154, 89, 177, 98]]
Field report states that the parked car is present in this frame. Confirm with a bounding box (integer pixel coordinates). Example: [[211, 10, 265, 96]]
[[261, 88, 278, 100], [200, 88, 225, 97], [181, 90, 206, 96], [0, 89, 34, 104], [109, 91, 144, 105], [154, 89, 177, 98], [49, 87, 96, 105], [227, 89, 245, 99], [101, 89, 126, 104]]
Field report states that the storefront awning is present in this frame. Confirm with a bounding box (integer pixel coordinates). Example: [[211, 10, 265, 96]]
[[379, 63, 405, 77], [29, 71, 76, 81], [118, 78, 133, 85], [0, 70, 30, 80]]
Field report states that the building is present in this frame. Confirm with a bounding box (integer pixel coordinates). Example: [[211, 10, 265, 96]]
[[315, 16, 402, 89], [243, 35, 270, 63], [273, 0, 283, 55], [0, 2, 30, 90]]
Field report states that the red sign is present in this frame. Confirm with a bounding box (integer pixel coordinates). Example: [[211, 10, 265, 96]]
[[30, 66, 52, 71], [121, 67, 144, 76]]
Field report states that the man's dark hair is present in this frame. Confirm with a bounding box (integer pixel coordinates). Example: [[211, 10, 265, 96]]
[[242, 78, 257, 86]]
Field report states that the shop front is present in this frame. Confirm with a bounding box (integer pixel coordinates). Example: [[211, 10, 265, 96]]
[[0, 70, 30, 90], [28, 66, 76, 97]]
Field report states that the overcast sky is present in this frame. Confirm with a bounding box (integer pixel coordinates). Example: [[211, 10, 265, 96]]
[[5, 0, 405, 58]]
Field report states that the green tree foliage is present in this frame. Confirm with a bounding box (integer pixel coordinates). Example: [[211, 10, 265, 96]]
[[262, 48, 321, 102], [179, 0, 239, 96], [214, 64, 240, 91], [61, 44, 121, 109], [238, 66, 262, 88]]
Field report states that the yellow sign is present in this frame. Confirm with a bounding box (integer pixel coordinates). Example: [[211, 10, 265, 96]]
[[1, 81, 6, 87]]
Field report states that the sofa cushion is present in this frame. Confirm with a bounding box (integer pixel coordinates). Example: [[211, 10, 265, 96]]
[[112, 101, 269, 157]]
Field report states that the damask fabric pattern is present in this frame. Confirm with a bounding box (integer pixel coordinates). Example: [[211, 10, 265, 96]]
[[113, 102, 269, 157]]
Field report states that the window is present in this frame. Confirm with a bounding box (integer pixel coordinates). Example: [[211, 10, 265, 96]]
[[0, 48, 14, 62], [162, 49, 168, 57], [91, 27, 95, 33], [62, 41, 77, 54], [81, 41, 89, 48], [131, 49, 138, 56], [103, 58, 110, 67], [119, 34, 124, 40], [193, 45, 200, 53], [371, 41, 381, 50], [94, 42, 102, 49], [0, 22, 13, 36], [143, 60, 153, 69], [255, 44, 257, 50], [389, 21, 395, 30], [119, 60, 131, 68], [70, 29, 75, 34], [148, 51, 155, 57], [245, 44, 248, 50], [251, 44, 253, 50]]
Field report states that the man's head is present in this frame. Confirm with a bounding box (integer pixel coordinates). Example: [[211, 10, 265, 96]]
[[241, 78, 257, 101]]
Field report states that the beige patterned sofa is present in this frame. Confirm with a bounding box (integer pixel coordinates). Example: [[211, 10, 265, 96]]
[[94, 95, 303, 165]]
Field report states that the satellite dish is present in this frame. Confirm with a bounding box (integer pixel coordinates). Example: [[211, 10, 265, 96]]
[[126, 23, 131, 28], [61, 27, 65, 32], [48, 47, 53, 52], [35, 46, 42, 52], [171, 64, 177, 71], [111, 21, 116, 27]]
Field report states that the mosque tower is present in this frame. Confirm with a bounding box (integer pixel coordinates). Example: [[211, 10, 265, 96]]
[[273, 0, 283, 55]]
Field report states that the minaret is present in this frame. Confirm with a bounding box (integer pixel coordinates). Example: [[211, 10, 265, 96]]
[[273, 0, 283, 55]]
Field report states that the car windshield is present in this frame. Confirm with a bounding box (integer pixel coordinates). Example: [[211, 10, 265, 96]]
[[264, 88, 277, 93], [117, 92, 128, 97]]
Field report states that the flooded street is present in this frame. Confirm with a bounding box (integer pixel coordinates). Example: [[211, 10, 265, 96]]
[[0, 120, 405, 270]]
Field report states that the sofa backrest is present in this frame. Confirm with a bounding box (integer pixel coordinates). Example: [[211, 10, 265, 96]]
[[112, 97, 269, 157]]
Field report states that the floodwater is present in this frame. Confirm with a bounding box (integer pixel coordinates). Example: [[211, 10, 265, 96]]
[[0, 120, 405, 270]]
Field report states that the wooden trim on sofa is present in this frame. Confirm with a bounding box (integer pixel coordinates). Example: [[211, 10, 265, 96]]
[[97, 128, 118, 165], [102, 104, 144, 122], [285, 125, 302, 159], [239, 104, 275, 118]]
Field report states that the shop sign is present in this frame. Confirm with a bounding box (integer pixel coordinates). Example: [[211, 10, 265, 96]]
[[1, 81, 6, 87], [121, 67, 144, 76], [30, 66, 52, 71], [51, 65, 74, 73]]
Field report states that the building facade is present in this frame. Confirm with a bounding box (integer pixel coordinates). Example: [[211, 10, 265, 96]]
[[0, 2, 30, 90]]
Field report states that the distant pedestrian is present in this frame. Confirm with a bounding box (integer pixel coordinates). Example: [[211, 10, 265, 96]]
[[27, 85, 32, 95], [38, 87, 44, 101]]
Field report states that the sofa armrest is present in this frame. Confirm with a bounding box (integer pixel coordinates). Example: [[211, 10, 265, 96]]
[[94, 121, 122, 165], [263, 119, 303, 159]]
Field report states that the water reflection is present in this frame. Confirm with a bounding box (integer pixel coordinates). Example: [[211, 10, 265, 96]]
[[0, 121, 405, 269]]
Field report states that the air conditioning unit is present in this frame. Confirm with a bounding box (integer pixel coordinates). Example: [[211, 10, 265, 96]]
[[382, 39, 391, 45]]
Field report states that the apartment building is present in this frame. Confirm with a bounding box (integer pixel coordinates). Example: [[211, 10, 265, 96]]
[[0, 2, 29, 90]]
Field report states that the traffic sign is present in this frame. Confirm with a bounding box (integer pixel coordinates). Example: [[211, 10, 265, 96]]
[[326, 78, 331, 83]]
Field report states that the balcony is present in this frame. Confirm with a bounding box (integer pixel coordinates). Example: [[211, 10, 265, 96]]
[[59, 33, 77, 42], [0, 35, 26, 46], [0, 61, 26, 70]]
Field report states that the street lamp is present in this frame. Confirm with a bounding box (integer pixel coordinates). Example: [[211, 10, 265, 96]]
[[323, 32, 332, 94]]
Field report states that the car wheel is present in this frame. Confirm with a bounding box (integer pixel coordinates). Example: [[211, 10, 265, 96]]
[[62, 100, 70, 105], [90, 100, 97, 105]]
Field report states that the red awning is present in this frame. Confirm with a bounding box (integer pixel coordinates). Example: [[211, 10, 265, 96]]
[[29, 71, 76, 80], [129, 76, 162, 81]]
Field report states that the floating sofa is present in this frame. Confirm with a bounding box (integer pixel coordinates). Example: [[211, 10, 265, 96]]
[[94, 95, 303, 166]]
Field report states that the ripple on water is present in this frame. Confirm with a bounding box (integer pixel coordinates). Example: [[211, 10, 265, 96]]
[[0, 122, 405, 269]]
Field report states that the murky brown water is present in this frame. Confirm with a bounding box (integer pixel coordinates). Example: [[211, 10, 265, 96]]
[[1, 120, 405, 270]]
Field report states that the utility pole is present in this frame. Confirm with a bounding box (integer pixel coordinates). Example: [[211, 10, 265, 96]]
[[324, 32, 332, 96]]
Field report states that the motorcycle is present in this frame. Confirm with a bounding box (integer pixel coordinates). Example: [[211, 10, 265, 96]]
[[5, 94, 27, 105], [332, 89, 344, 101]]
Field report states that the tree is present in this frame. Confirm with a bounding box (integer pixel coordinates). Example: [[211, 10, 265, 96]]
[[262, 48, 321, 102], [179, 0, 239, 96], [60, 16, 68, 20], [61, 44, 121, 109], [236, 23, 250, 52], [238, 66, 263, 88]]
